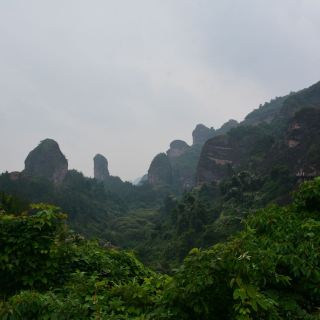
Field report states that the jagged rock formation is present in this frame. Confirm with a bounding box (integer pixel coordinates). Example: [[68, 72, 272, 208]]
[[147, 122, 240, 191], [24, 139, 68, 184], [192, 124, 215, 145], [147, 153, 172, 187], [147, 81, 320, 190], [94, 154, 110, 182], [166, 140, 190, 160]]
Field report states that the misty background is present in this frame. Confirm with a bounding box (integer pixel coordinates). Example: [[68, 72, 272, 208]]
[[1, 0, 320, 181]]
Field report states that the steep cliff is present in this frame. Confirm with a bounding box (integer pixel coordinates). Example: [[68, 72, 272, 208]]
[[94, 154, 110, 182], [166, 140, 190, 160], [192, 124, 215, 145], [197, 81, 320, 186], [197, 125, 274, 184], [266, 108, 320, 178], [147, 153, 172, 187]]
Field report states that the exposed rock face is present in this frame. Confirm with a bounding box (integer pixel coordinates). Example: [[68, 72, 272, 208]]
[[24, 139, 68, 184], [197, 106, 320, 185], [94, 154, 110, 182], [273, 108, 320, 178], [192, 124, 215, 145], [167, 140, 190, 159], [197, 135, 236, 184], [147, 153, 172, 187]]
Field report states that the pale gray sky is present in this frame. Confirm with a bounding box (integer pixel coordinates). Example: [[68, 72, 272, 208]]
[[1, 0, 320, 181]]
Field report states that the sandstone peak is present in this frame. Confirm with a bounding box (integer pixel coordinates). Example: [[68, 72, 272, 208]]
[[147, 153, 172, 187], [24, 139, 68, 184], [167, 140, 190, 159], [94, 154, 110, 182], [192, 124, 215, 145]]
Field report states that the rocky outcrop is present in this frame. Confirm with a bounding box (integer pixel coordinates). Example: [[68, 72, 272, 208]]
[[271, 108, 320, 178], [192, 124, 215, 145], [94, 154, 110, 182], [166, 140, 190, 160], [198, 106, 320, 185], [197, 135, 236, 184], [24, 139, 68, 184], [147, 153, 172, 187]]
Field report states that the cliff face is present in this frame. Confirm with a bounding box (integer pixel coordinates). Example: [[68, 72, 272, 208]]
[[167, 140, 190, 160], [147, 153, 172, 187], [94, 154, 110, 182], [196, 81, 320, 186], [197, 107, 320, 185], [24, 139, 68, 184], [147, 122, 241, 191], [268, 108, 320, 178], [192, 124, 215, 145], [146, 81, 320, 190], [197, 135, 235, 183]]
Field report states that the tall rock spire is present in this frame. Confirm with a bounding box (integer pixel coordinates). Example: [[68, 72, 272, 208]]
[[94, 154, 109, 181]]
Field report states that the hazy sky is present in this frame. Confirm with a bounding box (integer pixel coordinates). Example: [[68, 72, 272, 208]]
[[1, 1, 320, 181]]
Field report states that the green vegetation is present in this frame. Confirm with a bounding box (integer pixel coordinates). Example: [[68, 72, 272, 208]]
[[0, 170, 162, 246], [1, 81, 320, 318], [1, 178, 320, 319], [140, 167, 298, 271]]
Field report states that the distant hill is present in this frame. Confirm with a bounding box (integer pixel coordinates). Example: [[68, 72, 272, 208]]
[[197, 80, 320, 186]]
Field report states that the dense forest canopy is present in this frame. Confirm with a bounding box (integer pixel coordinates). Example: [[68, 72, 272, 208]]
[[0, 178, 320, 319]]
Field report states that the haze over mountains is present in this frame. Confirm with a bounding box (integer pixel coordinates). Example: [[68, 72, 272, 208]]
[[2, 80, 320, 244], [3, 80, 320, 191], [2, 2, 320, 318], [1, 1, 320, 181]]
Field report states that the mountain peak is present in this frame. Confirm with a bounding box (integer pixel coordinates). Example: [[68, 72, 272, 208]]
[[94, 154, 110, 181], [24, 138, 68, 184]]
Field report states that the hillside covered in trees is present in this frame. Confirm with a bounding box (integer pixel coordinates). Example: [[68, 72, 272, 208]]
[[1, 80, 320, 318], [0, 178, 320, 319]]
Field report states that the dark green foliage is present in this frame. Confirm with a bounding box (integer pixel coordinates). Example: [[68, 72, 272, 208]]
[[0, 202, 152, 319], [243, 95, 289, 126], [1, 178, 320, 319], [281, 81, 320, 118], [0, 192, 28, 213], [0, 170, 161, 249], [0, 204, 67, 295], [155, 178, 320, 319]]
